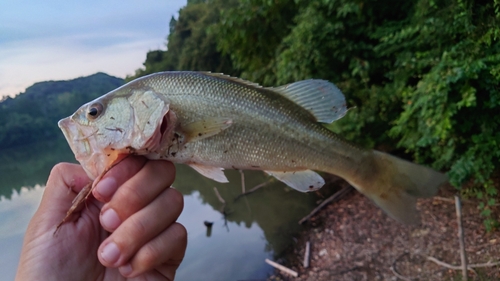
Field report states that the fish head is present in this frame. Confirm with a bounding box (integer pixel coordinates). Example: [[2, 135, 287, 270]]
[[58, 85, 170, 179]]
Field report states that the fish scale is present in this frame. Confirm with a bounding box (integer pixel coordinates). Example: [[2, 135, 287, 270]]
[[139, 72, 351, 172]]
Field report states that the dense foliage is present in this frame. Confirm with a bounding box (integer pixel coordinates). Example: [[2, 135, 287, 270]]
[[130, 0, 500, 228], [0, 73, 123, 147], [127, 0, 238, 80]]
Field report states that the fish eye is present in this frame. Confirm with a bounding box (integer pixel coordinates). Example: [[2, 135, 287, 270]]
[[87, 103, 104, 119]]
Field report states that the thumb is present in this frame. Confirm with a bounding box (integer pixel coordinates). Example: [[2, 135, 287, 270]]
[[34, 163, 92, 228]]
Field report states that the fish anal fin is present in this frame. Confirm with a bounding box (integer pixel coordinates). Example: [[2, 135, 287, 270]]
[[269, 80, 347, 123], [189, 163, 229, 183], [265, 170, 325, 192], [183, 117, 233, 142]]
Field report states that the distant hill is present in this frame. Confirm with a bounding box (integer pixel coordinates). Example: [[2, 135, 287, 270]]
[[0, 73, 124, 148]]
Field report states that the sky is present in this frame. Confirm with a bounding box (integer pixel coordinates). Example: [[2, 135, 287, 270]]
[[0, 0, 187, 99]]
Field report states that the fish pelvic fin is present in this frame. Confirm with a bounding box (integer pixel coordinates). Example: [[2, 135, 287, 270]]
[[348, 151, 448, 224], [189, 163, 229, 183]]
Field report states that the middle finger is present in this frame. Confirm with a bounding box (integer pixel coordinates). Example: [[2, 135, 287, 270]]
[[98, 186, 184, 268], [100, 160, 175, 232]]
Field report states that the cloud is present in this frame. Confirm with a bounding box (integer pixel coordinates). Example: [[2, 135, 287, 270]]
[[0, 33, 164, 98], [0, 0, 185, 98]]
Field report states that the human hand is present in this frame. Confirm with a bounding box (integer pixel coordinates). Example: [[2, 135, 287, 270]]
[[15, 156, 186, 281]]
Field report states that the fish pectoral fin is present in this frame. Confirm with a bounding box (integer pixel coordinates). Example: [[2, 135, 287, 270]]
[[182, 117, 233, 142], [189, 163, 229, 183], [265, 170, 325, 192], [269, 80, 347, 123]]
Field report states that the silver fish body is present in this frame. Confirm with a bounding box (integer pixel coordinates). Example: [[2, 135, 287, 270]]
[[59, 71, 447, 223]]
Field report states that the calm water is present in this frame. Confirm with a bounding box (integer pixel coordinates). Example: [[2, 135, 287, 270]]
[[0, 138, 322, 280]]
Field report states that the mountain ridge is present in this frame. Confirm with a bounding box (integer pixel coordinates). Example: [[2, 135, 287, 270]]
[[0, 73, 124, 148]]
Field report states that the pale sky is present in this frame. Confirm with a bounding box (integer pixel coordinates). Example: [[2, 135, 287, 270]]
[[0, 0, 187, 98]]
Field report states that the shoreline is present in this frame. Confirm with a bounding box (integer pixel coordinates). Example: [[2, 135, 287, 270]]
[[268, 181, 500, 281]]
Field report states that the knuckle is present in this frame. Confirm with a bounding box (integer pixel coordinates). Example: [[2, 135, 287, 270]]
[[50, 162, 74, 177], [171, 223, 188, 243], [151, 160, 176, 181], [117, 183, 146, 211], [157, 160, 175, 173], [48, 162, 88, 188], [141, 243, 161, 267], [168, 189, 184, 210], [129, 216, 148, 239]]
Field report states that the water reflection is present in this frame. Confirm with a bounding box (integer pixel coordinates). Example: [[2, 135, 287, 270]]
[[0, 140, 327, 280], [173, 165, 321, 256], [0, 137, 75, 199], [0, 186, 44, 281], [176, 191, 272, 280]]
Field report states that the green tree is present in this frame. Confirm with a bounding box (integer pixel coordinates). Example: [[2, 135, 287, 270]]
[[128, 0, 500, 227], [215, 0, 500, 227], [129, 0, 237, 80]]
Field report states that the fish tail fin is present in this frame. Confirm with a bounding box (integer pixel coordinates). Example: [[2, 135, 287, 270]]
[[349, 150, 447, 224]]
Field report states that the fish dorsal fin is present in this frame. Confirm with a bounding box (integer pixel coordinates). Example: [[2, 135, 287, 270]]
[[189, 163, 229, 183], [269, 80, 347, 123], [203, 72, 347, 123], [202, 72, 263, 88], [182, 117, 233, 142], [265, 170, 325, 192]]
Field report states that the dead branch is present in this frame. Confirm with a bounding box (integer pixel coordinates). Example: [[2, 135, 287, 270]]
[[390, 252, 419, 281], [299, 186, 353, 224], [455, 195, 468, 281], [390, 267, 416, 281], [433, 196, 474, 204], [213, 186, 229, 223], [303, 241, 310, 268], [213, 187, 225, 204], [234, 179, 273, 201], [239, 170, 245, 194], [427, 256, 500, 270], [265, 258, 298, 277]]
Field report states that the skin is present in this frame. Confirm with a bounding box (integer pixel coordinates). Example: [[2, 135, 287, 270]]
[[15, 156, 187, 281]]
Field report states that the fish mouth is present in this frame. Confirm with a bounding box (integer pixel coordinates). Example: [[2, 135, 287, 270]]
[[58, 117, 83, 157], [59, 117, 94, 156], [58, 116, 100, 178]]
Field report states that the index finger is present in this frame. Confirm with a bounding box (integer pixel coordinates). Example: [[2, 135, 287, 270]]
[[92, 156, 147, 202]]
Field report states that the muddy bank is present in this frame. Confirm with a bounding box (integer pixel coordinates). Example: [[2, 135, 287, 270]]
[[269, 180, 500, 281]]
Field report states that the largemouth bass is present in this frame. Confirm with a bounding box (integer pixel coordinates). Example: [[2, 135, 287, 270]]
[[59, 72, 447, 223]]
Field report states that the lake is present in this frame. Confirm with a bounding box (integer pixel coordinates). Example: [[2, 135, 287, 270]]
[[0, 138, 324, 280]]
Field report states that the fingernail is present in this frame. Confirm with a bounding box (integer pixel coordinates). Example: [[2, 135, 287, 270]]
[[119, 263, 133, 276], [101, 208, 121, 231], [101, 242, 120, 264], [94, 177, 117, 200]]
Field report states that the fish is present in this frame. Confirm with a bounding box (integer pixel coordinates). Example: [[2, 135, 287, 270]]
[[58, 71, 447, 225]]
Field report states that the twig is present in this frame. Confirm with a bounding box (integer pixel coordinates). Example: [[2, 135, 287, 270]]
[[303, 241, 310, 268], [239, 170, 245, 194], [265, 259, 298, 277], [455, 195, 468, 281], [390, 266, 415, 281], [390, 252, 419, 281], [433, 196, 473, 204], [213, 187, 228, 222], [426, 256, 500, 270], [299, 186, 353, 224], [213, 187, 225, 204], [234, 179, 272, 201]]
